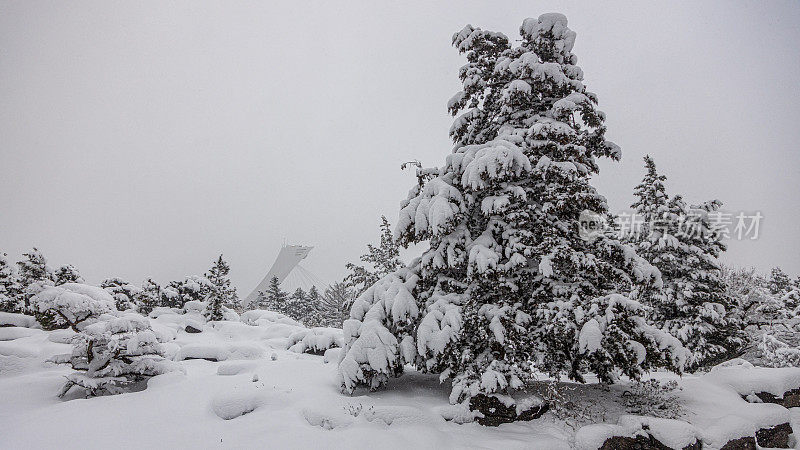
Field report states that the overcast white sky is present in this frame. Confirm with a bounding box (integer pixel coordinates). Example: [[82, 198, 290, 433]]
[[1, 1, 798, 294]]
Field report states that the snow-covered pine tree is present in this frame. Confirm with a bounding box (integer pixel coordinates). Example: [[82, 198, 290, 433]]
[[769, 267, 792, 296], [101, 278, 142, 311], [53, 264, 84, 285], [318, 282, 356, 328], [260, 276, 288, 314], [58, 313, 178, 397], [30, 283, 116, 331], [204, 255, 238, 321], [308, 286, 320, 306], [160, 275, 212, 309], [339, 14, 687, 405], [178, 275, 212, 308], [136, 278, 161, 316], [628, 159, 743, 367], [0, 252, 19, 312], [15, 247, 54, 312], [767, 267, 800, 312], [628, 155, 669, 259], [344, 216, 404, 296], [683, 199, 745, 365]]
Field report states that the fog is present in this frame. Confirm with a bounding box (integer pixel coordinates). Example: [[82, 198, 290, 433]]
[[1, 0, 798, 294]]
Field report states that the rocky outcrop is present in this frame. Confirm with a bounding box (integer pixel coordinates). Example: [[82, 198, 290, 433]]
[[753, 388, 800, 408], [184, 325, 202, 333], [755, 422, 792, 448], [468, 394, 549, 426], [598, 434, 701, 450]]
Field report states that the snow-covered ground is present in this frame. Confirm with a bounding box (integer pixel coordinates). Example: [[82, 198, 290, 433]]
[[1, 311, 799, 449]]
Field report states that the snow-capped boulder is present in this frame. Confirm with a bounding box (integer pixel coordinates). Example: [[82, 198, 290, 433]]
[[287, 327, 343, 355], [468, 393, 549, 426]]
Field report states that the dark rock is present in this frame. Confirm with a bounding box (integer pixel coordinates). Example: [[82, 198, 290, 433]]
[[184, 325, 202, 333], [468, 394, 549, 426], [182, 357, 217, 362], [755, 422, 792, 448], [720, 436, 756, 450], [597, 433, 700, 450], [598, 434, 670, 450], [754, 388, 800, 408]]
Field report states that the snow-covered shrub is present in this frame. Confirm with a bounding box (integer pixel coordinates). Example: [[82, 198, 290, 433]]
[[722, 266, 799, 364], [58, 313, 178, 397], [287, 327, 344, 354], [622, 379, 683, 419], [15, 248, 54, 313], [758, 333, 800, 368], [0, 252, 19, 313], [531, 382, 606, 430], [338, 267, 419, 393], [30, 283, 115, 331], [338, 14, 689, 404], [101, 278, 142, 312], [53, 264, 83, 285], [136, 278, 161, 316]]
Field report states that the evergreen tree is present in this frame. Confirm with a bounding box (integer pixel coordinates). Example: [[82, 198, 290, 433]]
[[768, 267, 792, 296], [344, 216, 404, 296], [15, 247, 54, 312], [101, 278, 141, 311], [204, 255, 239, 321], [629, 155, 669, 252], [136, 278, 161, 316], [54, 264, 84, 285], [160, 275, 212, 309], [260, 276, 288, 313], [628, 157, 743, 368], [281, 287, 308, 321], [0, 252, 19, 312], [318, 282, 356, 328], [339, 15, 687, 404]]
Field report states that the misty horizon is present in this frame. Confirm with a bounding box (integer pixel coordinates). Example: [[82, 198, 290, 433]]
[[2, 1, 798, 294]]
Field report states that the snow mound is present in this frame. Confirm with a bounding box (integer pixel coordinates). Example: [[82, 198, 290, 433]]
[[227, 343, 265, 360], [287, 328, 344, 354], [301, 407, 355, 430], [175, 344, 230, 362], [704, 360, 800, 397], [575, 424, 631, 450], [617, 416, 700, 450], [0, 312, 40, 329], [217, 361, 258, 376], [434, 403, 476, 424], [183, 300, 205, 313], [0, 327, 40, 341], [702, 403, 790, 447], [323, 348, 341, 364], [241, 310, 302, 327], [211, 390, 265, 420], [175, 343, 265, 362], [576, 415, 700, 450], [47, 329, 76, 343], [0, 342, 38, 358]]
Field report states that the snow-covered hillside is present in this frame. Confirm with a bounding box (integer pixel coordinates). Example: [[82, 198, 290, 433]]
[[1, 310, 799, 449]]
